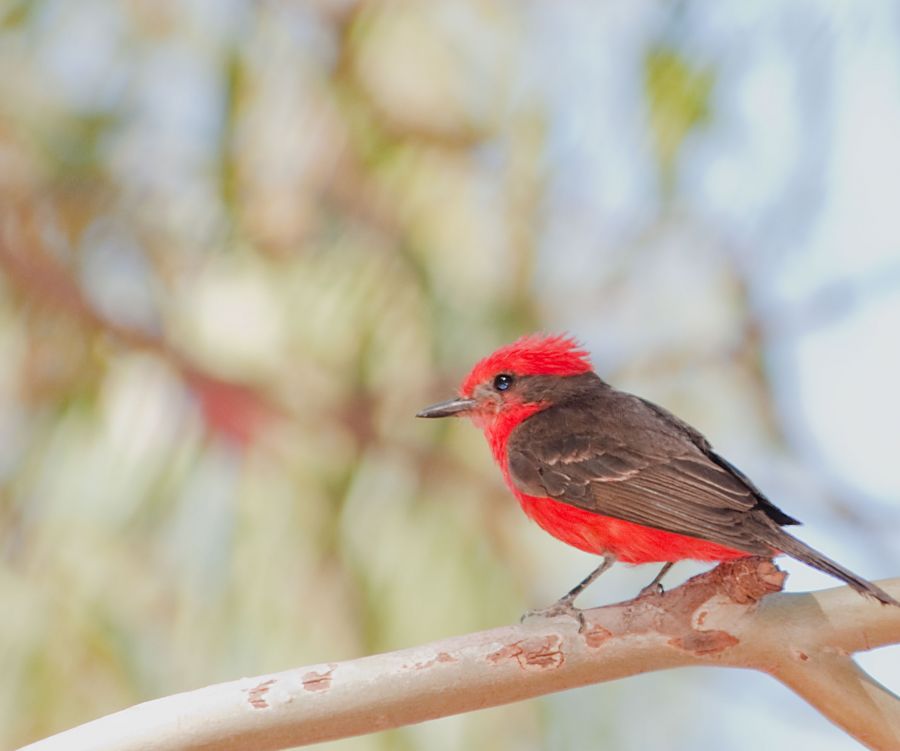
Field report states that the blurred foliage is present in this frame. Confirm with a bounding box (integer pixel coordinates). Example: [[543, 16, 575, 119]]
[[0, 3, 543, 748], [0, 2, 897, 751], [644, 46, 714, 190]]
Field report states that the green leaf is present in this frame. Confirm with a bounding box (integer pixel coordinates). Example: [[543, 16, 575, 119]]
[[644, 46, 715, 191]]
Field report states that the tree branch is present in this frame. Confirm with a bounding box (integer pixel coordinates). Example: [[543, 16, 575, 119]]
[[18, 559, 900, 751]]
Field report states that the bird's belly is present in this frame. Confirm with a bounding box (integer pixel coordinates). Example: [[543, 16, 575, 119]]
[[517, 493, 748, 564]]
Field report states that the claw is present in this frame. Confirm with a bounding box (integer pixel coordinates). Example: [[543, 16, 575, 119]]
[[520, 555, 616, 633], [638, 581, 665, 598], [520, 596, 586, 631], [637, 562, 674, 598]]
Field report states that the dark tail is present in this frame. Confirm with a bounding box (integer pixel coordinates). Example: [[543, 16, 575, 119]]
[[773, 528, 899, 607]]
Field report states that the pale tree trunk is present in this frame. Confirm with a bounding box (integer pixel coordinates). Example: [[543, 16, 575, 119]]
[[18, 559, 900, 751]]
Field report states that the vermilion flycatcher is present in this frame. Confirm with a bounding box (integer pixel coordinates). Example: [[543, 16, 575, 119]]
[[418, 334, 897, 612]]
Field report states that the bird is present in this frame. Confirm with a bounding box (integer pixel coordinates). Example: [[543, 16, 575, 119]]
[[417, 333, 898, 614]]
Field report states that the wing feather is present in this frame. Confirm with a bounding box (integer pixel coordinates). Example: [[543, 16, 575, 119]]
[[507, 391, 787, 555]]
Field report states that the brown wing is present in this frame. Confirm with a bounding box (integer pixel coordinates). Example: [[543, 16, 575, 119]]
[[506, 388, 796, 555]]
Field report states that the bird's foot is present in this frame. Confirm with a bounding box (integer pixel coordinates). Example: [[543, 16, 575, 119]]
[[637, 581, 665, 598], [520, 596, 586, 631]]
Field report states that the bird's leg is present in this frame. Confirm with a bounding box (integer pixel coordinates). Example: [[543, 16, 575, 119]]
[[521, 555, 616, 627], [559, 555, 617, 605], [638, 562, 674, 597]]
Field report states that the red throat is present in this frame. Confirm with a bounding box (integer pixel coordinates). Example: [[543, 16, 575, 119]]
[[477, 401, 547, 468]]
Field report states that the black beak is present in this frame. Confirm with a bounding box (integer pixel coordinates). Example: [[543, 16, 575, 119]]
[[416, 397, 477, 418]]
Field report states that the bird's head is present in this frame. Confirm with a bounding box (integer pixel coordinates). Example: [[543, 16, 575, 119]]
[[417, 334, 595, 430]]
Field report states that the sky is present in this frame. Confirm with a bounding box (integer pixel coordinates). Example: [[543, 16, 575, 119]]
[[525, 2, 900, 748]]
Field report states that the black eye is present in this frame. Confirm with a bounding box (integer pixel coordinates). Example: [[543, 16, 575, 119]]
[[493, 373, 514, 391]]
